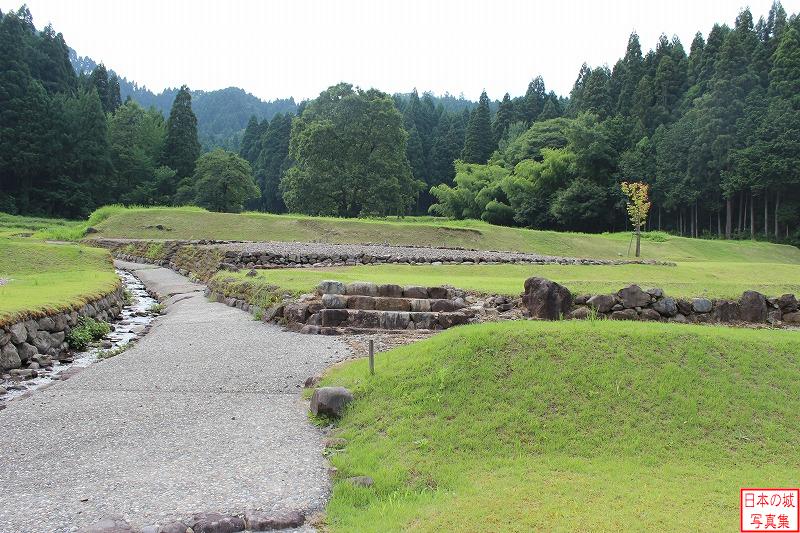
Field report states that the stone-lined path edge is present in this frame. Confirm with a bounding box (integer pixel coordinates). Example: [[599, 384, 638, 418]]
[[0, 262, 351, 532]]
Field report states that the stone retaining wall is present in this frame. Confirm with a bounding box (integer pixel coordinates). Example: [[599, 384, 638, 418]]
[[90, 238, 674, 279], [0, 286, 125, 373], [523, 277, 800, 327]]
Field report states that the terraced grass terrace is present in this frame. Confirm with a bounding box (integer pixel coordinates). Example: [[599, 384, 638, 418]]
[[79, 206, 800, 264], [214, 260, 800, 305], [318, 320, 800, 532], [0, 240, 119, 326]]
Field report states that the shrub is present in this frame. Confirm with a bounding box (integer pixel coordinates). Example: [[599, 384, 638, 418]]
[[66, 317, 111, 351]]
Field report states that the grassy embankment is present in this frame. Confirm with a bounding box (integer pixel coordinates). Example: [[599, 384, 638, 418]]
[[0, 211, 82, 238], [81, 205, 800, 264], [319, 320, 800, 532], [217, 261, 800, 303], [0, 240, 119, 326], [59, 205, 799, 303]]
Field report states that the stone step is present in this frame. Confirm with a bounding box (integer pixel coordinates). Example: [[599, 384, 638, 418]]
[[305, 308, 473, 331], [317, 280, 456, 300], [300, 325, 440, 335], [321, 293, 465, 313]]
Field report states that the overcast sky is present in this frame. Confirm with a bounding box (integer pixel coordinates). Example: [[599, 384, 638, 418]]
[[4, 0, 798, 102]]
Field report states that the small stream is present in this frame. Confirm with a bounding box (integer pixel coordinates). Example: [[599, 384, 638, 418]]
[[1, 269, 158, 404]]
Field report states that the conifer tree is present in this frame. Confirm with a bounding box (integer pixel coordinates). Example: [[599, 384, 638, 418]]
[[239, 115, 261, 165], [461, 91, 495, 164], [161, 85, 201, 190], [522, 76, 546, 123], [107, 73, 122, 113], [616, 33, 644, 114], [493, 93, 515, 143]]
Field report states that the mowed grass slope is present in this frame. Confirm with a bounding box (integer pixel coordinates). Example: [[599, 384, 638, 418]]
[[0, 240, 119, 325], [85, 206, 800, 264], [320, 320, 800, 532], [0, 212, 82, 238], [217, 260, 800, 301]]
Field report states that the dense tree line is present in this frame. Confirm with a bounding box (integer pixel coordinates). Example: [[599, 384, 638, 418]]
[[0, 7, 258, 216], [2, 3, 800, 244], [430, 2, 800, 242]]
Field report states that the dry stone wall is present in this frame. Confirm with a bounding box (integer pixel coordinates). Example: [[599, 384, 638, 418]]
[[92, 238, 673, 279], [0, 286, 124, 373], [523, 277, 800, 327]]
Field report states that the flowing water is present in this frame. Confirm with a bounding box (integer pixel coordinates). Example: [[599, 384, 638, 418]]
[[0, 269, 158, 404]]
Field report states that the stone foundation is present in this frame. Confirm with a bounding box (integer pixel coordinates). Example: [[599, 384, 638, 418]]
[[91, 238, 674, 280], [523, 277, 800, 327], [205, 279, 524, 335], [0, 286, 125, 371]]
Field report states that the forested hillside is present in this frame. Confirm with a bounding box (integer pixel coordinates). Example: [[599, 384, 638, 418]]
[[1, 3, 798, 244], [70, 50, 297, 150]]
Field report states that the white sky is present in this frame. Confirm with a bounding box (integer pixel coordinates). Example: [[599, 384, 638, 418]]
[[4, 0, 798, 102]]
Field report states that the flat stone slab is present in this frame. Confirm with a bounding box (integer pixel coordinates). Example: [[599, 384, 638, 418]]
[[0, 263, 349, 532]]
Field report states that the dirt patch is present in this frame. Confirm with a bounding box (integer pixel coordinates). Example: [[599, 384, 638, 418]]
[[343, 331, 437, 358], [437, 226, 483, 236]]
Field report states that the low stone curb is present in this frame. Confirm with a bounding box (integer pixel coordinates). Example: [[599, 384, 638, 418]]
[[0, 286, 125, 373], [77, 509, 306, 532]]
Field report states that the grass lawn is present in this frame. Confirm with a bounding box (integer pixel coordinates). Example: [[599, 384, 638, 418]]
[[78, 206, 800, 264], [0, 212, 82, 239], [216, 261, 800, 301], [0, 240, 120, 326], [319, 320, 800, 532]]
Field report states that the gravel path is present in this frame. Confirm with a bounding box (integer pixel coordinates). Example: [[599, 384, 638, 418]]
[[0, 262, 350, 532], [212, 240, 628, 265]]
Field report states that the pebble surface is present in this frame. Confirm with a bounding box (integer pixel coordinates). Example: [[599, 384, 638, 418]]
[[0, 262, 350, 532], [213, 240, 637, 265]]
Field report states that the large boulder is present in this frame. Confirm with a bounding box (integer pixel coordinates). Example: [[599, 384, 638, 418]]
[[777, 294, 798, 313], [783, 311, 800, 324], [569, 306, 590, 319], [16, 342, 37, 363], [521, 277, 572, 320], [382, 311, 410, 330], [322, 293, 347, 309], [587, 294, 615, 313], [375, 297, 411, 312], [438, 312, 470, 328], [713, 300, 740, 322], [283, 303, 310, 323], [351, 310, 381, 329], [652, 297, 678, 317], [403, 286, 429, 299], [409, 299, 431, 312], [245, 511, 304, 531], [617, 285, 651, 309], [639, 308, 661, 321], [691, 298, 712, 313], [1, 343, 21, 370], [8, 322, 27, 344], [611, 309, 638, 320], [317, 280, 346, 295], [740, 291, 767, 322], [430, 299, 458, 313], [346, 282, 378, 297], [377, 284, 403, 298], [411, 312, 437, 329], [427, 287, 449, 299], [310, 387, 353, 418], [347, 296, 376, 310], [184, 512, 245, 533], [320, 309, 349, 327]]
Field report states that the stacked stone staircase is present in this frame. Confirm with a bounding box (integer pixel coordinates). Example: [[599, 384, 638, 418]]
[[289, 280, 476, 334]]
